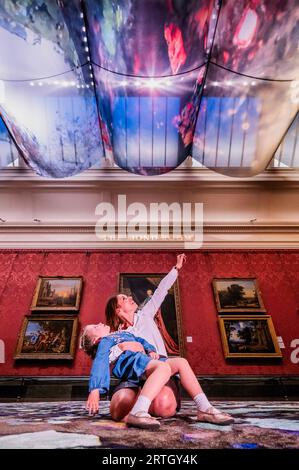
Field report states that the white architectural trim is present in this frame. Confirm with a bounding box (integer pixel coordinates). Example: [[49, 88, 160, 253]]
[[1, 167, 299, 187], [1, 166, 299, 249], [1, 222, 299, 249]]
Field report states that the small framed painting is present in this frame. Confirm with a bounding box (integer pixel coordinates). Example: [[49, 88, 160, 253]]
[[218, 315, 282, 359], [14, 315, 79, 360], [213, 278, 266, 313], [31, 276, 83, 311]]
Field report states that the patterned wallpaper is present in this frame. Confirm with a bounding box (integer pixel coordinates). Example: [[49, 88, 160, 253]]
[[0, 250, 298, 376]]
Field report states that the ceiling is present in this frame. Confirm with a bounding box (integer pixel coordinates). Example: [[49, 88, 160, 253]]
[[0, 0, 298, 178]]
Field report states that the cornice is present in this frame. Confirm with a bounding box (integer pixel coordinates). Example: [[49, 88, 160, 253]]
[[0, 221, 299, 231], [0, 222, 299, 233], [204, 223, 299, 233], [1, 168, 299, 190], [1, 222, 299, 249]]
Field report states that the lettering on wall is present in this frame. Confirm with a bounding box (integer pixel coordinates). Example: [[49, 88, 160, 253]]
[[290, 339, 299, 364], [0, 339, 4, 363]]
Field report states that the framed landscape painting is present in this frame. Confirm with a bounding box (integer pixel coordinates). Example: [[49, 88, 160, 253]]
[[31, 276, 83, 311], [212, 278, 266, 313], [218, 315, 282, 359], [14, 315, 78, 360], [119, 273, 184, 357]]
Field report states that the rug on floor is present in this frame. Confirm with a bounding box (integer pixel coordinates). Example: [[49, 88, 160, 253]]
[[0, 400, 298, 449]]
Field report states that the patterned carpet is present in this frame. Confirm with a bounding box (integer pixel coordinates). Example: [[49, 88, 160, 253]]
[[0, 400, 298, 449]]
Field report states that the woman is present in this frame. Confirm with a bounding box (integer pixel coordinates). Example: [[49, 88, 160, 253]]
[[105, 254, 234, 425], [81, 322, 234, 429]]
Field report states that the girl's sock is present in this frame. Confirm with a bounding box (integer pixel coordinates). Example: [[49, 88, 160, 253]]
[[130, 395, 151, 416], [193, 392, 212, 412]]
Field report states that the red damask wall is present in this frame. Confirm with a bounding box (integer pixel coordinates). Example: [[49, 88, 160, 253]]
[[0, 250, 298, 377]]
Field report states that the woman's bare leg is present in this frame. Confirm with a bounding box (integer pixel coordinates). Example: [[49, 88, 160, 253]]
[[110, 384, 178, 420], [110, 388, 139, 421], [150, 384, 177, 418]]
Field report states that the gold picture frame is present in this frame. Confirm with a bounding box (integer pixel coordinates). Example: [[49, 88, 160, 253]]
[[213, 278, 266, 313], [14, 315, 79, 360], [218, 315, 282, 359], [31, 276, 83, 311], [119, 273, 185, 357]]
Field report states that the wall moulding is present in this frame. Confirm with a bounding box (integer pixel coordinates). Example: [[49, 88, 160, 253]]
[[1, 168, 299, 189], [1, 222, 299, 249]]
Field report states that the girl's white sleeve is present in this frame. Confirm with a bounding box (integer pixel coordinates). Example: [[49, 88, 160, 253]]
[[109, 345, 123, 364], [139, 267, 178, 319]]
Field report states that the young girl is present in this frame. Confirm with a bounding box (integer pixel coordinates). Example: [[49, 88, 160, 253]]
[[80, 322, 234, 430]]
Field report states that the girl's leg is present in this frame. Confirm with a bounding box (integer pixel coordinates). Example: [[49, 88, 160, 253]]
[[140, 360, 172, 401], [128, 360, 172, 419], [166, 358, 234, 425], [166, 357, 202, 398]]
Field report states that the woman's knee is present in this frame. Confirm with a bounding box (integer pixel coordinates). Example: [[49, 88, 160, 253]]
[[110, 388, 139, 421], [150, 386, 177, 418]]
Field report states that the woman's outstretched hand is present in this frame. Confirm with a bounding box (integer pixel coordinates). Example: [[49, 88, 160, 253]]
[[176, 253, 187, 270], [86, 389, 100, 415]]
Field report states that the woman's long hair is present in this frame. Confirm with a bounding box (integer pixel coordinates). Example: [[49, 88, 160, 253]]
[[105, 295, 121, 331]]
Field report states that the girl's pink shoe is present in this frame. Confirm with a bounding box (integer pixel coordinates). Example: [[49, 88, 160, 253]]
[[197, 406, 234, 425], [127, 411, 161, 430]]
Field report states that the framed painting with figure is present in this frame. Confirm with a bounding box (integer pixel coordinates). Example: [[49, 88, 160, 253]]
[[218, 315, 282, 359], [14, 315, 78, 360], [212, 278, 266, 313], [31, 276, 83, 311], [119, 273, 184, 357]]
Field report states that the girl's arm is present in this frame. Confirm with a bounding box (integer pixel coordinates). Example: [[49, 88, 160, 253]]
[[86, 389, 100, 415], [87, 338, 114, 414], [134, 336, 157, 354], [109, 342, 145, 364], [118, 341, 145, 353], [88, 338, 111, 395]]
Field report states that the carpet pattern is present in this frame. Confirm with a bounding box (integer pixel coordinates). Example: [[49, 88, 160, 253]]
[[0, 400, 298, 449]]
